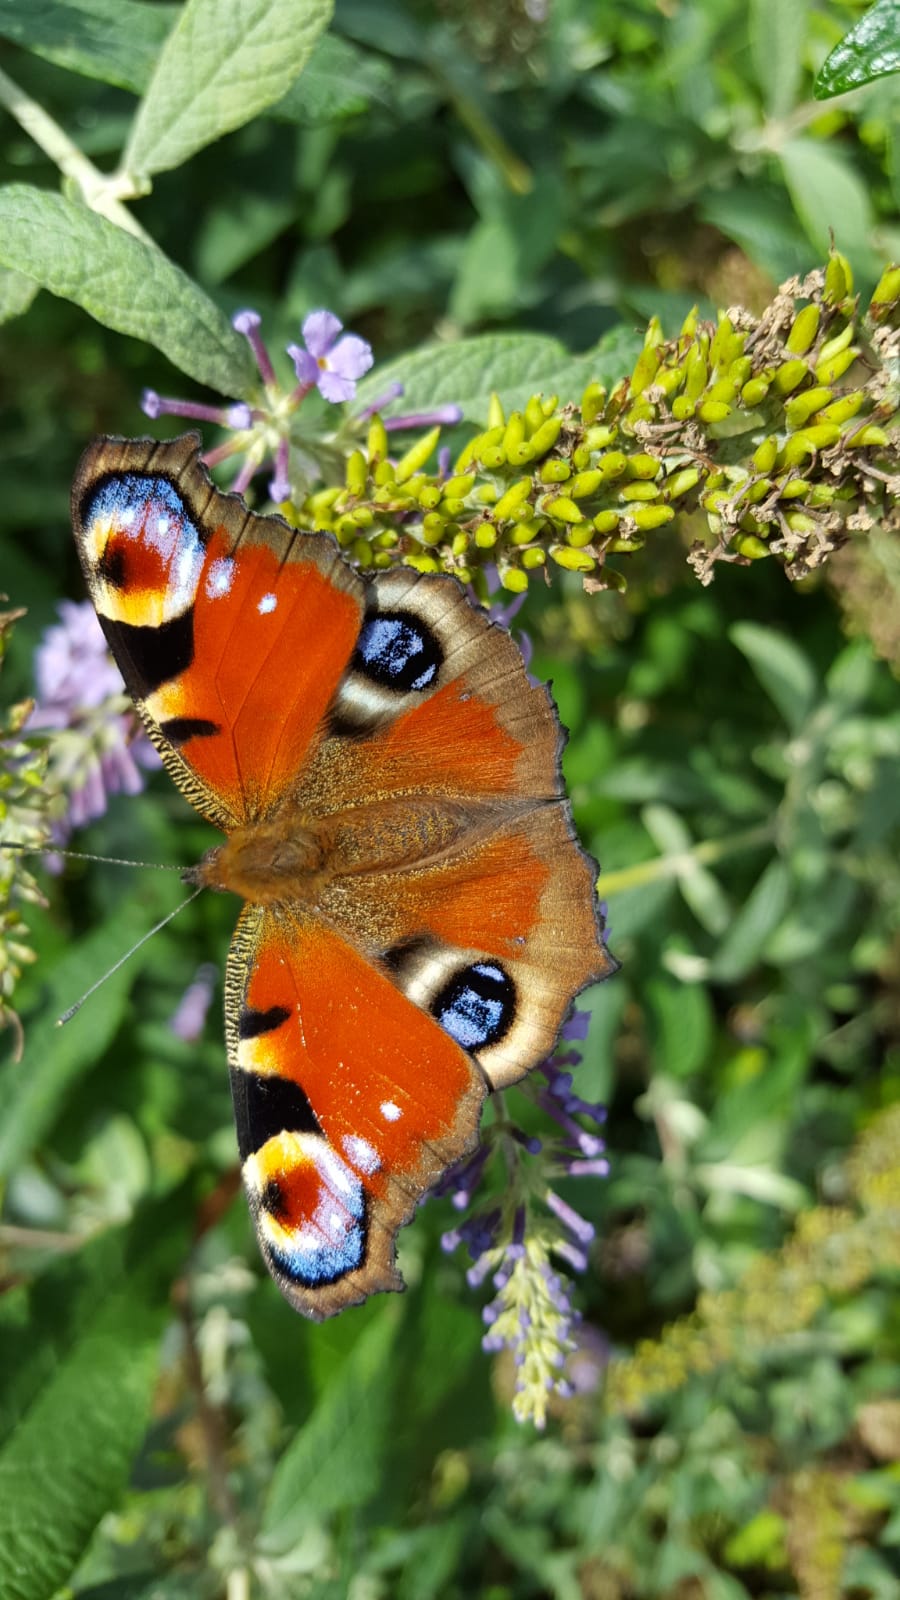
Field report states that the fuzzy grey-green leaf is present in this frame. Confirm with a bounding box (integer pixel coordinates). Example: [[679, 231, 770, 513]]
[[0, 0, 174, 93], [0, 186, 254, 393], [124, 0, 333, 177]]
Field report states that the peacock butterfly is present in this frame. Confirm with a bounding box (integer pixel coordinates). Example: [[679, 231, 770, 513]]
[[72, 433, 615, 1320]]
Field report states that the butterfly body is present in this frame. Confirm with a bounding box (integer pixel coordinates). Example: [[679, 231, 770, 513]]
[[73, 433, 614, 1319]]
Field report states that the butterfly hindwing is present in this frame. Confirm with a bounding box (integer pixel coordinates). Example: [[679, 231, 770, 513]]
[[227, 904, 485, 1320]]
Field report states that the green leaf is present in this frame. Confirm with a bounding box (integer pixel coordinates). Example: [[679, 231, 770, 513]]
[[0, 0, 174, 94], [260, 1308, 398, 1549], [355, 325, 641, 426], [124, 0, 334, 178], [0, 266, 38, 324], [709, 859, 791, 983], [273, 32, 392, 124], [0, 887, 178, 1180], [730, 621, 817, 733], [779, 137, 878, 274], [815, 0, 900, 97], [750, 0, 807, 120], [645, 975, 713, 1081], [0, 186, 254, 393], [0, 1205, 185, 1600]]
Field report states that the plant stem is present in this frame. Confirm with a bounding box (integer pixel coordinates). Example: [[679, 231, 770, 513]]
[[597, 821, 773, 897], [0, 65, 150, 240]]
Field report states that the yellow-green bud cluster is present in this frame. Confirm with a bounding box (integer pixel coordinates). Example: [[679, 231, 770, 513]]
[[290, 254, 899, 595]]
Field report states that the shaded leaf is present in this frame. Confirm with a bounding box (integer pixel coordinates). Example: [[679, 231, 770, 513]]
[[0, 266, 38, 324], [124, 0, 333, 178], [273, 32, 392, 124], [0, 0, 174, 94], [709, 859, 791, 982], [779, 137, 878, 272], [750, 0, 807, 119], [260, 1308, 398, 1549], [815, 0, 900, 97], [0, 187, 254, 394], [730, 621, 817, 733]]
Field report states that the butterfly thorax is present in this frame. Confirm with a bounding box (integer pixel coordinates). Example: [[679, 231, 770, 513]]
[[191, 797, 476, 906]]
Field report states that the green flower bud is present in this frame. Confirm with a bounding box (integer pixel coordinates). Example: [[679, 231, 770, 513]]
[[503, 412, 526, 454], [697, 399, 733, 423], [567, 522, 595, 548], [593, 510, 620, 534], [773, 359, 809, 395], [367, 416, 388, 463], [815, 393, 864, 425], [785, 303, 820, 355], [597, 451, 627, 482], [631, 345, 661, 395], [540, 458, 571, 484], [581, 382, 606, 424], [778, 478, 810, 499], [528, 416, 563, 456], [665, 467, 700, 498], [631, 505, 675, 530], [525, 395, 546, 434], [421, 512, 446, 545], [815, 345, 858, 384], [780, 422, 842, 465], [784, 386, 834, 428], [543, 495, 582, 524], [753, 437, 778, 473], [740, 377, 771, 407], [680, 306, 699, 338], [507, 441, 535, 466], [728, 356, 753, 387], [442, 473, 476, 499], [451, 531, 470, 556], [346, 450, 368, 496], [824, 250, 853, 304], [475, 524, 498, 549], [869, 264, 900, 321], [500, 566, 529, 593], [440, 497, 467, 517], [372, 551, 393, 569], [373, 530, 399, 549], [404, 553, 441, 573], [334, 515, 359, 543], [416, 485, 442, 511], [572, 444, 592, 471], [493, 479, 533, 519], [570, 469, 605, 498], [351, 537, 374, 569], [655, 366, 685, 397], [785, 511, 817, 534], [732, 534, 770, 558], [744, 479, 771, 504], [684, 346, 709, 400], [454, 564, 472, 583], [584, 425, 616, 450], [551, 546, 596, 572], [846, 423, 889, 447], [373, 459, 396, 487], [481, 445, 507, 470], [487, 392, 505, 428], [627, 453, 661, 480], [620, 481, 659, 503], [609, 534, 645, 552], [395, 426, 441, 484], [474, 483, 497, 504], [510, 519, 543, 545], [671, 395, 696, 421], [521, 546, 546, 568]]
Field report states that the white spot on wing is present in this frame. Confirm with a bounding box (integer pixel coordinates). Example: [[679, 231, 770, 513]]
[[257, 592, 277, 614], [206, 556, 235, 599], [342, 1135, 381, 1174], [380, 1100, 401, 1122]]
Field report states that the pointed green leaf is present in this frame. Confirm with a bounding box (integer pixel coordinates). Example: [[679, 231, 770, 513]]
[[0, 186, 254, 393], [355, 325, 642, 424], [815, 0, 900, 97], [260, 1308, 397, 1548], [730, 621, 817, 733], [0, 886, 179, 1179], [0, 1203, 187, 1600], [0, 0, 175, 94], [750, 0, 807, 119], [779, 138, 878, 274], [124, 0, 333, 178], [273, 32, 392, 123], [709, 859, 791, 983]]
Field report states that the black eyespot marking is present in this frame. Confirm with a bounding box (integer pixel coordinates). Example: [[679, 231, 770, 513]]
[[160, 716, 220, 745], [98, 543, 127, 589], [230, 1067, 320, 1161], [432, 961, 516, 1051], [99, 609, 195, 699], [353, 610, 442, 692], [260, 1177, 288, 1219], [239, 1004, 291, 1039]]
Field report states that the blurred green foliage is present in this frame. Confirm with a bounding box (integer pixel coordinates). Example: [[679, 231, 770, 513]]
[[1, 1, 899, 1597]]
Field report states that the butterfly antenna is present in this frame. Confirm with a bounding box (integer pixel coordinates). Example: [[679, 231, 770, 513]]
[[57, 885, 205, 1027], [0, 840, 185, 871]]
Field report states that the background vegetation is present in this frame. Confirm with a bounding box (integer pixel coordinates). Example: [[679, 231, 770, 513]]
[[1, 1, 899, 1596]]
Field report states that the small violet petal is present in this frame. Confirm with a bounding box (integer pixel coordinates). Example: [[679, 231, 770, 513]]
[[302, 309, 343, 357]]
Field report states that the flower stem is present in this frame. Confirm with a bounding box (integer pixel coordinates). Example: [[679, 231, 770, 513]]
[[0, 65, 150, 240], [597, 821, 774, 897]]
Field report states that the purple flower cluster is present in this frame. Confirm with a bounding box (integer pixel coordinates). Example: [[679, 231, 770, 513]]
[[438, 1008, 610, 1425], [170, 962, 217, 1043], [28, 601, 159, 846], [142, 307, 461, 509]]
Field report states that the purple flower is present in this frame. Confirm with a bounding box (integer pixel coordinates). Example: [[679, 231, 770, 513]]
[[28, 601, 159, 852], [170, 963, 217, 1043], [288, 311, 374, 403]]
